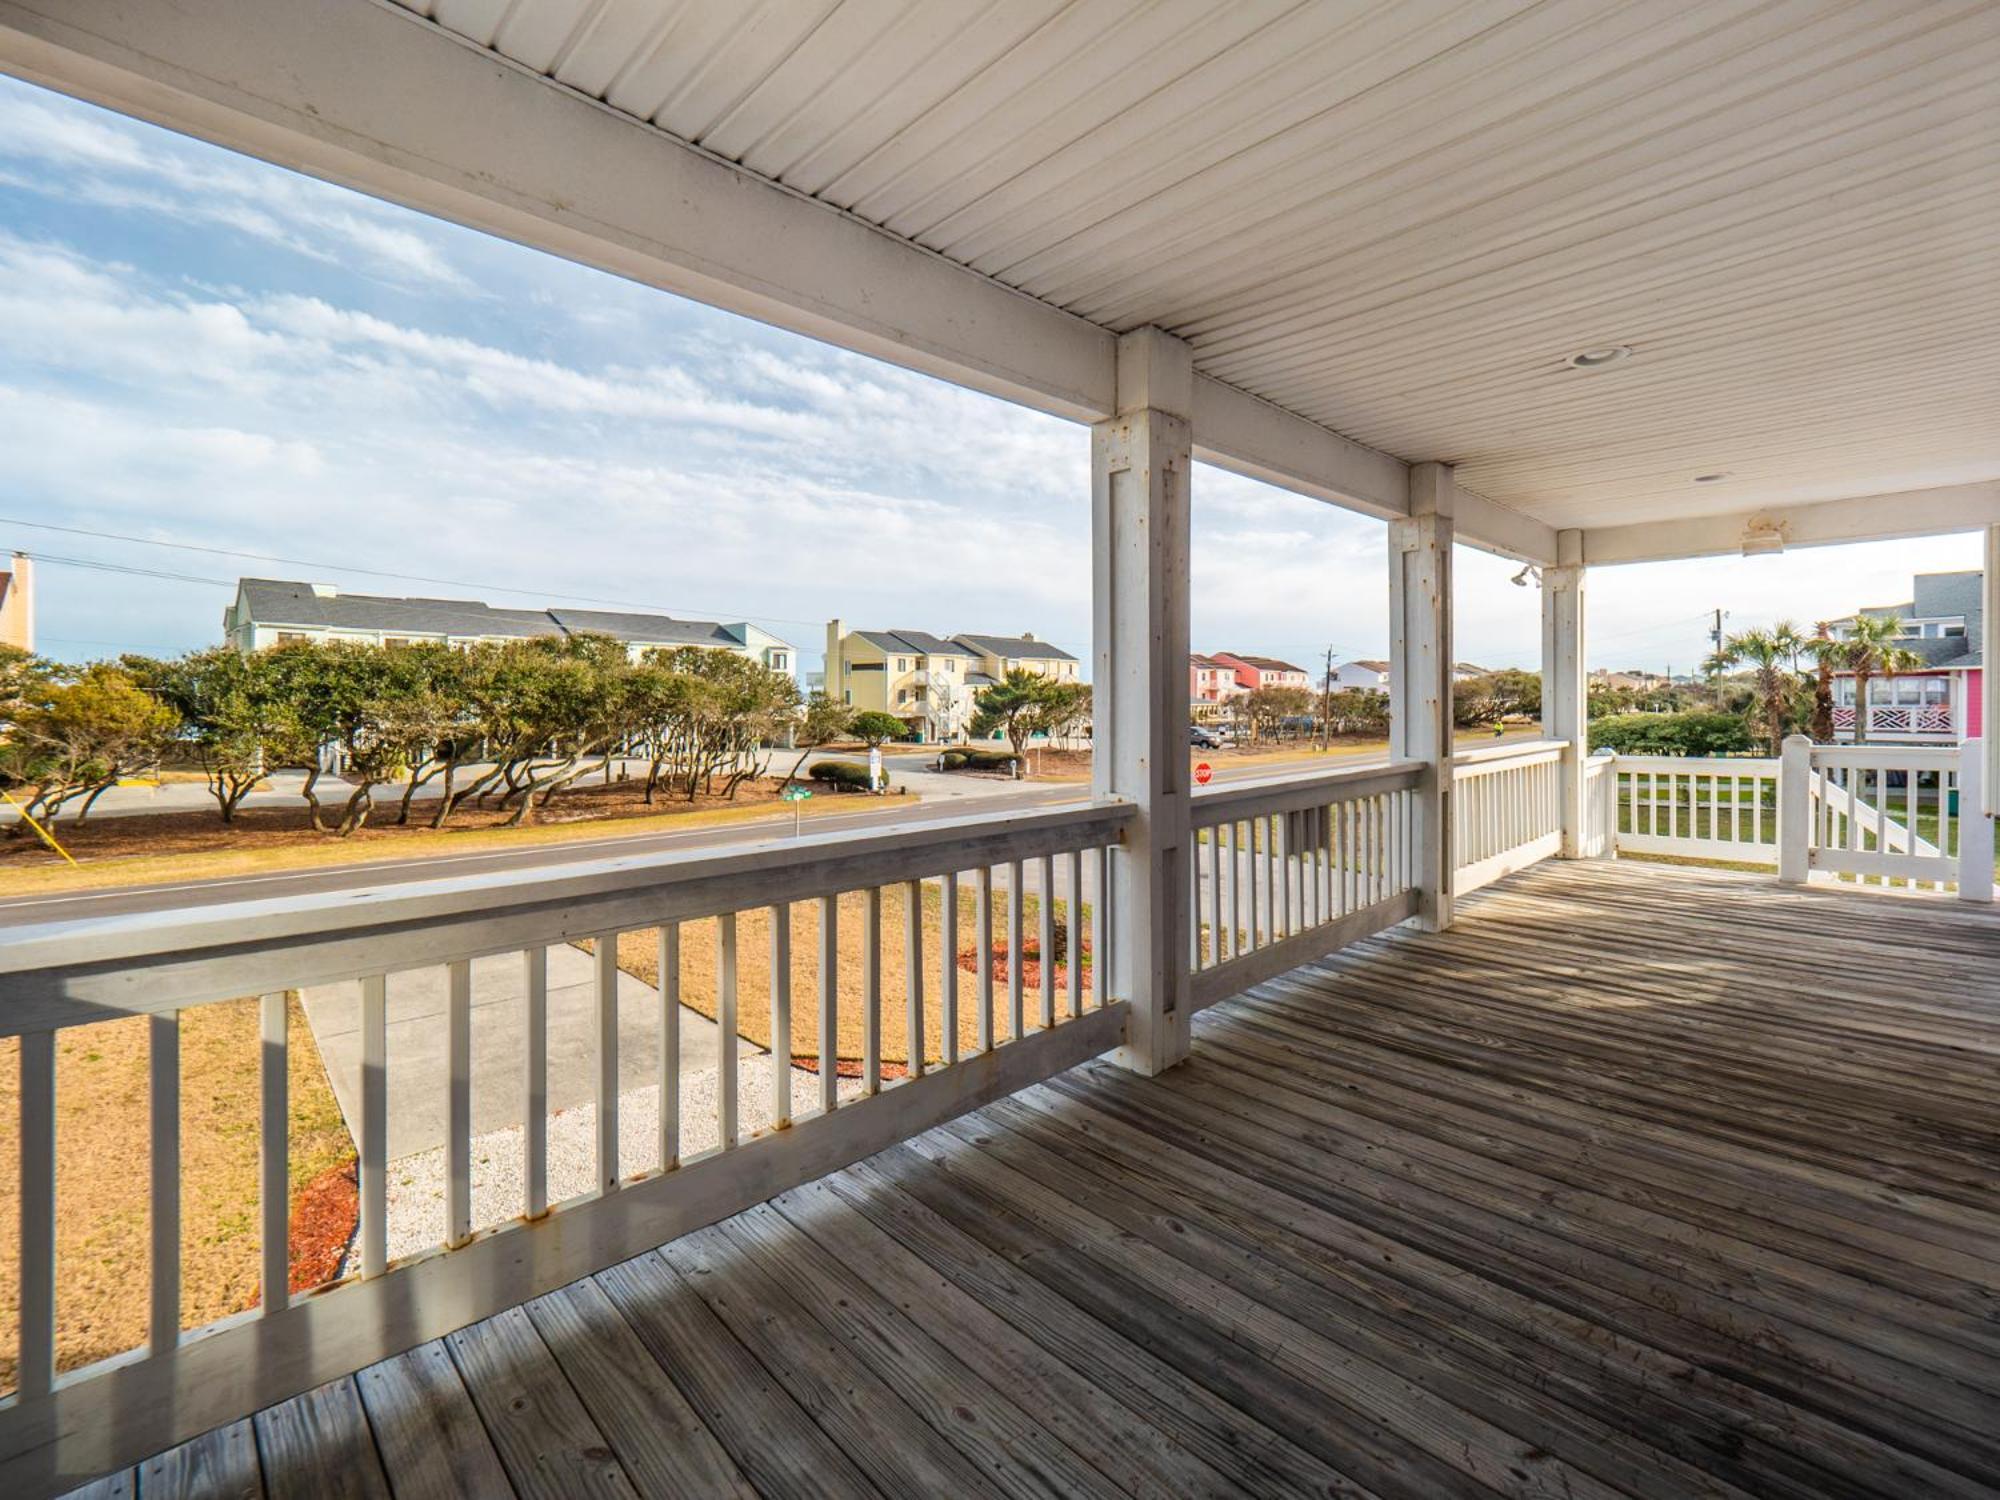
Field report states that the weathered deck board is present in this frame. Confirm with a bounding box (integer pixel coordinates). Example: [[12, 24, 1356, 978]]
[[63, 861, 2000, 1499]]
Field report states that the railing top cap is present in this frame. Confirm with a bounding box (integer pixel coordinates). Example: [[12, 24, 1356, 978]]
[[1452, 738, 1569, 767], [0, 797, 1133, 984]]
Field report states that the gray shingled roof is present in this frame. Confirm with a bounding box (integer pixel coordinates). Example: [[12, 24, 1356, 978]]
[[851, 629, 1075, 661], [235, 580, 785, 650], [952, 632, 1078, 662], [236, 579, 563, 638], [854, 629, 965, 656], [546, 608, 737, 647]]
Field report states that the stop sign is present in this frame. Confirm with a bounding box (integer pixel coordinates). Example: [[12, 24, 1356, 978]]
[[1194, 762, 1212, 785]]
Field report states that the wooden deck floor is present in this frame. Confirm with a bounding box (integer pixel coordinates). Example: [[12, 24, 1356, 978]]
[[70, 860, 2000, 1499]]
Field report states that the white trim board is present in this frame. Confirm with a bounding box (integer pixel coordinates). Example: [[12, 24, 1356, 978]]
[[1583, 483, 2000, 565]]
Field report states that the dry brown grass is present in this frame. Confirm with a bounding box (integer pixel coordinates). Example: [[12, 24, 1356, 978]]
[[0, 777, 873, 897], [585, 881, 1096, 1069], [0, 996, 352, 1390]]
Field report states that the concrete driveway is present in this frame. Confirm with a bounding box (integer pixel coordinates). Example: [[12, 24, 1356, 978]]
[[301, 942, 757, 1160]]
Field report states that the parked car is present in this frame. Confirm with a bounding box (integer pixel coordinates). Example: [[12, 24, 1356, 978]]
[[1189, 725, 1222, 749]]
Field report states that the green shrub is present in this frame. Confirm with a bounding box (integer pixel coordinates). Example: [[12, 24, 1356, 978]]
[[1588, 712, 1754, 757], [809, 759, 874, 790], [938, 747, 1018, 773]]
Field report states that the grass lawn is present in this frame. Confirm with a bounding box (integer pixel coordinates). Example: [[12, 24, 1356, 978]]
[[0, 996, 352, 1390], [586, 880, 1095, 1070]]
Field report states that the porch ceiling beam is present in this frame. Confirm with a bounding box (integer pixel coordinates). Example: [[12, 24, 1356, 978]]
[[1582, 483, 2000, 566], [0, 0, 1552, 559]]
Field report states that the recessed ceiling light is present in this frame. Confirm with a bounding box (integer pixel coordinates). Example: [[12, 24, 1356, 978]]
[[1694, 472, 1730, 483], [1564, 345, 1633, 370]]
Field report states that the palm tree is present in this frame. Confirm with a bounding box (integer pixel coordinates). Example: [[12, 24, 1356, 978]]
[[1836, 615, 1923, 745], [1804, 622, 1839, 742], [1707, 622, 1806, 756]]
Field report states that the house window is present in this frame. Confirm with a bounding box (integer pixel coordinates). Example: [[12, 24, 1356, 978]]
[[276, 632, 305, 644], [897, 689, 909, 704], [1945, 624, 1966, 637], [383, 637, 411, 648], [897, 658, 908, 672]]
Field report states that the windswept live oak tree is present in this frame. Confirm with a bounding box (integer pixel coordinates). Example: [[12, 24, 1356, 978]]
[[779, 692, 855, 788], [0, 658, 179, 833], [971, 670, 1090, 756], [10, 634, 806, 839], [847, 710, 910, 749]]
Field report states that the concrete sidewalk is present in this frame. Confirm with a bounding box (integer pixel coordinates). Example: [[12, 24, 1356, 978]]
[[301, 942, 756, 1160]]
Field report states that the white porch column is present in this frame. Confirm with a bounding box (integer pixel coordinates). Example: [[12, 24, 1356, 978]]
[[1390, 463, 1456, 930], [1540, 529, 1588, 857], [1984, 525, 1998, 817], [1092, 328, 1194, 1075]]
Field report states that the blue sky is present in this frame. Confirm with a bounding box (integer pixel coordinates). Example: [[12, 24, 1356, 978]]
[[0, 74, 1980, 679]]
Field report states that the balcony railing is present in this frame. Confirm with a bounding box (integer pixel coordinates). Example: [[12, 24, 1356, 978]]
[[1185, 761, 1423, 1007], [1451, 738, 1567, 893], [1832, 703, 1955, 738], [0, 799, 1131, 1486]]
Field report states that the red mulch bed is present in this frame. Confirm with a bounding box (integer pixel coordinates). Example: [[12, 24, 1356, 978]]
[[791, 1055, 913, 1081], [956, 940, 1094, 994], [289, 1155, 359, 1293]]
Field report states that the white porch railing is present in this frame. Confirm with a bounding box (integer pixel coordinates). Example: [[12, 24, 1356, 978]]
[[1592, 738, 1992, 899], [1451, 739, 1566, 894], [1186, 761, 1422, 1008], [1609, 754, 1783, 866], [1782, 738, 1991, 897], [0, 799, 1131, 1489]]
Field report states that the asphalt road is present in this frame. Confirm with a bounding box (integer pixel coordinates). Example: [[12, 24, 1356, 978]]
[[0, 752, 1389, 928]]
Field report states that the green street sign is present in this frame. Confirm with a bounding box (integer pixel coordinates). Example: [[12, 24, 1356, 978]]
[[781, 786, 812, 802]]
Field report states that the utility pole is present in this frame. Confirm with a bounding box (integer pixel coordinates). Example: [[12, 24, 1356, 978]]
[[1708, 609, 1728, 681], [1320, 645, 1337, 751]]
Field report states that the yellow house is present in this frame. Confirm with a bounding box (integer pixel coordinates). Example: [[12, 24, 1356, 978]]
[[824, 621, 1079, 741]]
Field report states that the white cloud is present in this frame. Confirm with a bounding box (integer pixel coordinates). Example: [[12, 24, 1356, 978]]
[[0, 82, 471, 289]]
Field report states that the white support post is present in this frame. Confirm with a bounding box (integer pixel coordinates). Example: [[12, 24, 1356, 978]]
[[1540, 530, 1588, 858], [1390, 463, 1455, 930], [1984, 525, 1998, 816], [1778, 735, 1813, 884], [1092, 327, 1194, 1075], [1960, 738, 1993, 903]]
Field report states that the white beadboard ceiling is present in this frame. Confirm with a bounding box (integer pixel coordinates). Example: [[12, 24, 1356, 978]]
[[394, 0, 2000, 531]]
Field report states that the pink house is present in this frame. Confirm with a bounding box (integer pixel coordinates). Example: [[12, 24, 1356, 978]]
[[1829, 569, 1984, 743], [1189, 653, 1239, 705], [1209, 651, 1311, 693]]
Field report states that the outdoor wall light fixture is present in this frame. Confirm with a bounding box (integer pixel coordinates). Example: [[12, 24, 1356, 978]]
[[1740, 520, 1788, 557], [1510, 564, 1542, 588], [1564, 345, 1632, 369]]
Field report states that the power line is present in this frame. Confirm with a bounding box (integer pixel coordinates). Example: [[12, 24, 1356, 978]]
[[0, 514, 830, 629]]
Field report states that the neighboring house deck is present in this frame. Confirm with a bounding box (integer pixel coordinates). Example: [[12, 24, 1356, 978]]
[[65, 860, 2000, 1500]]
